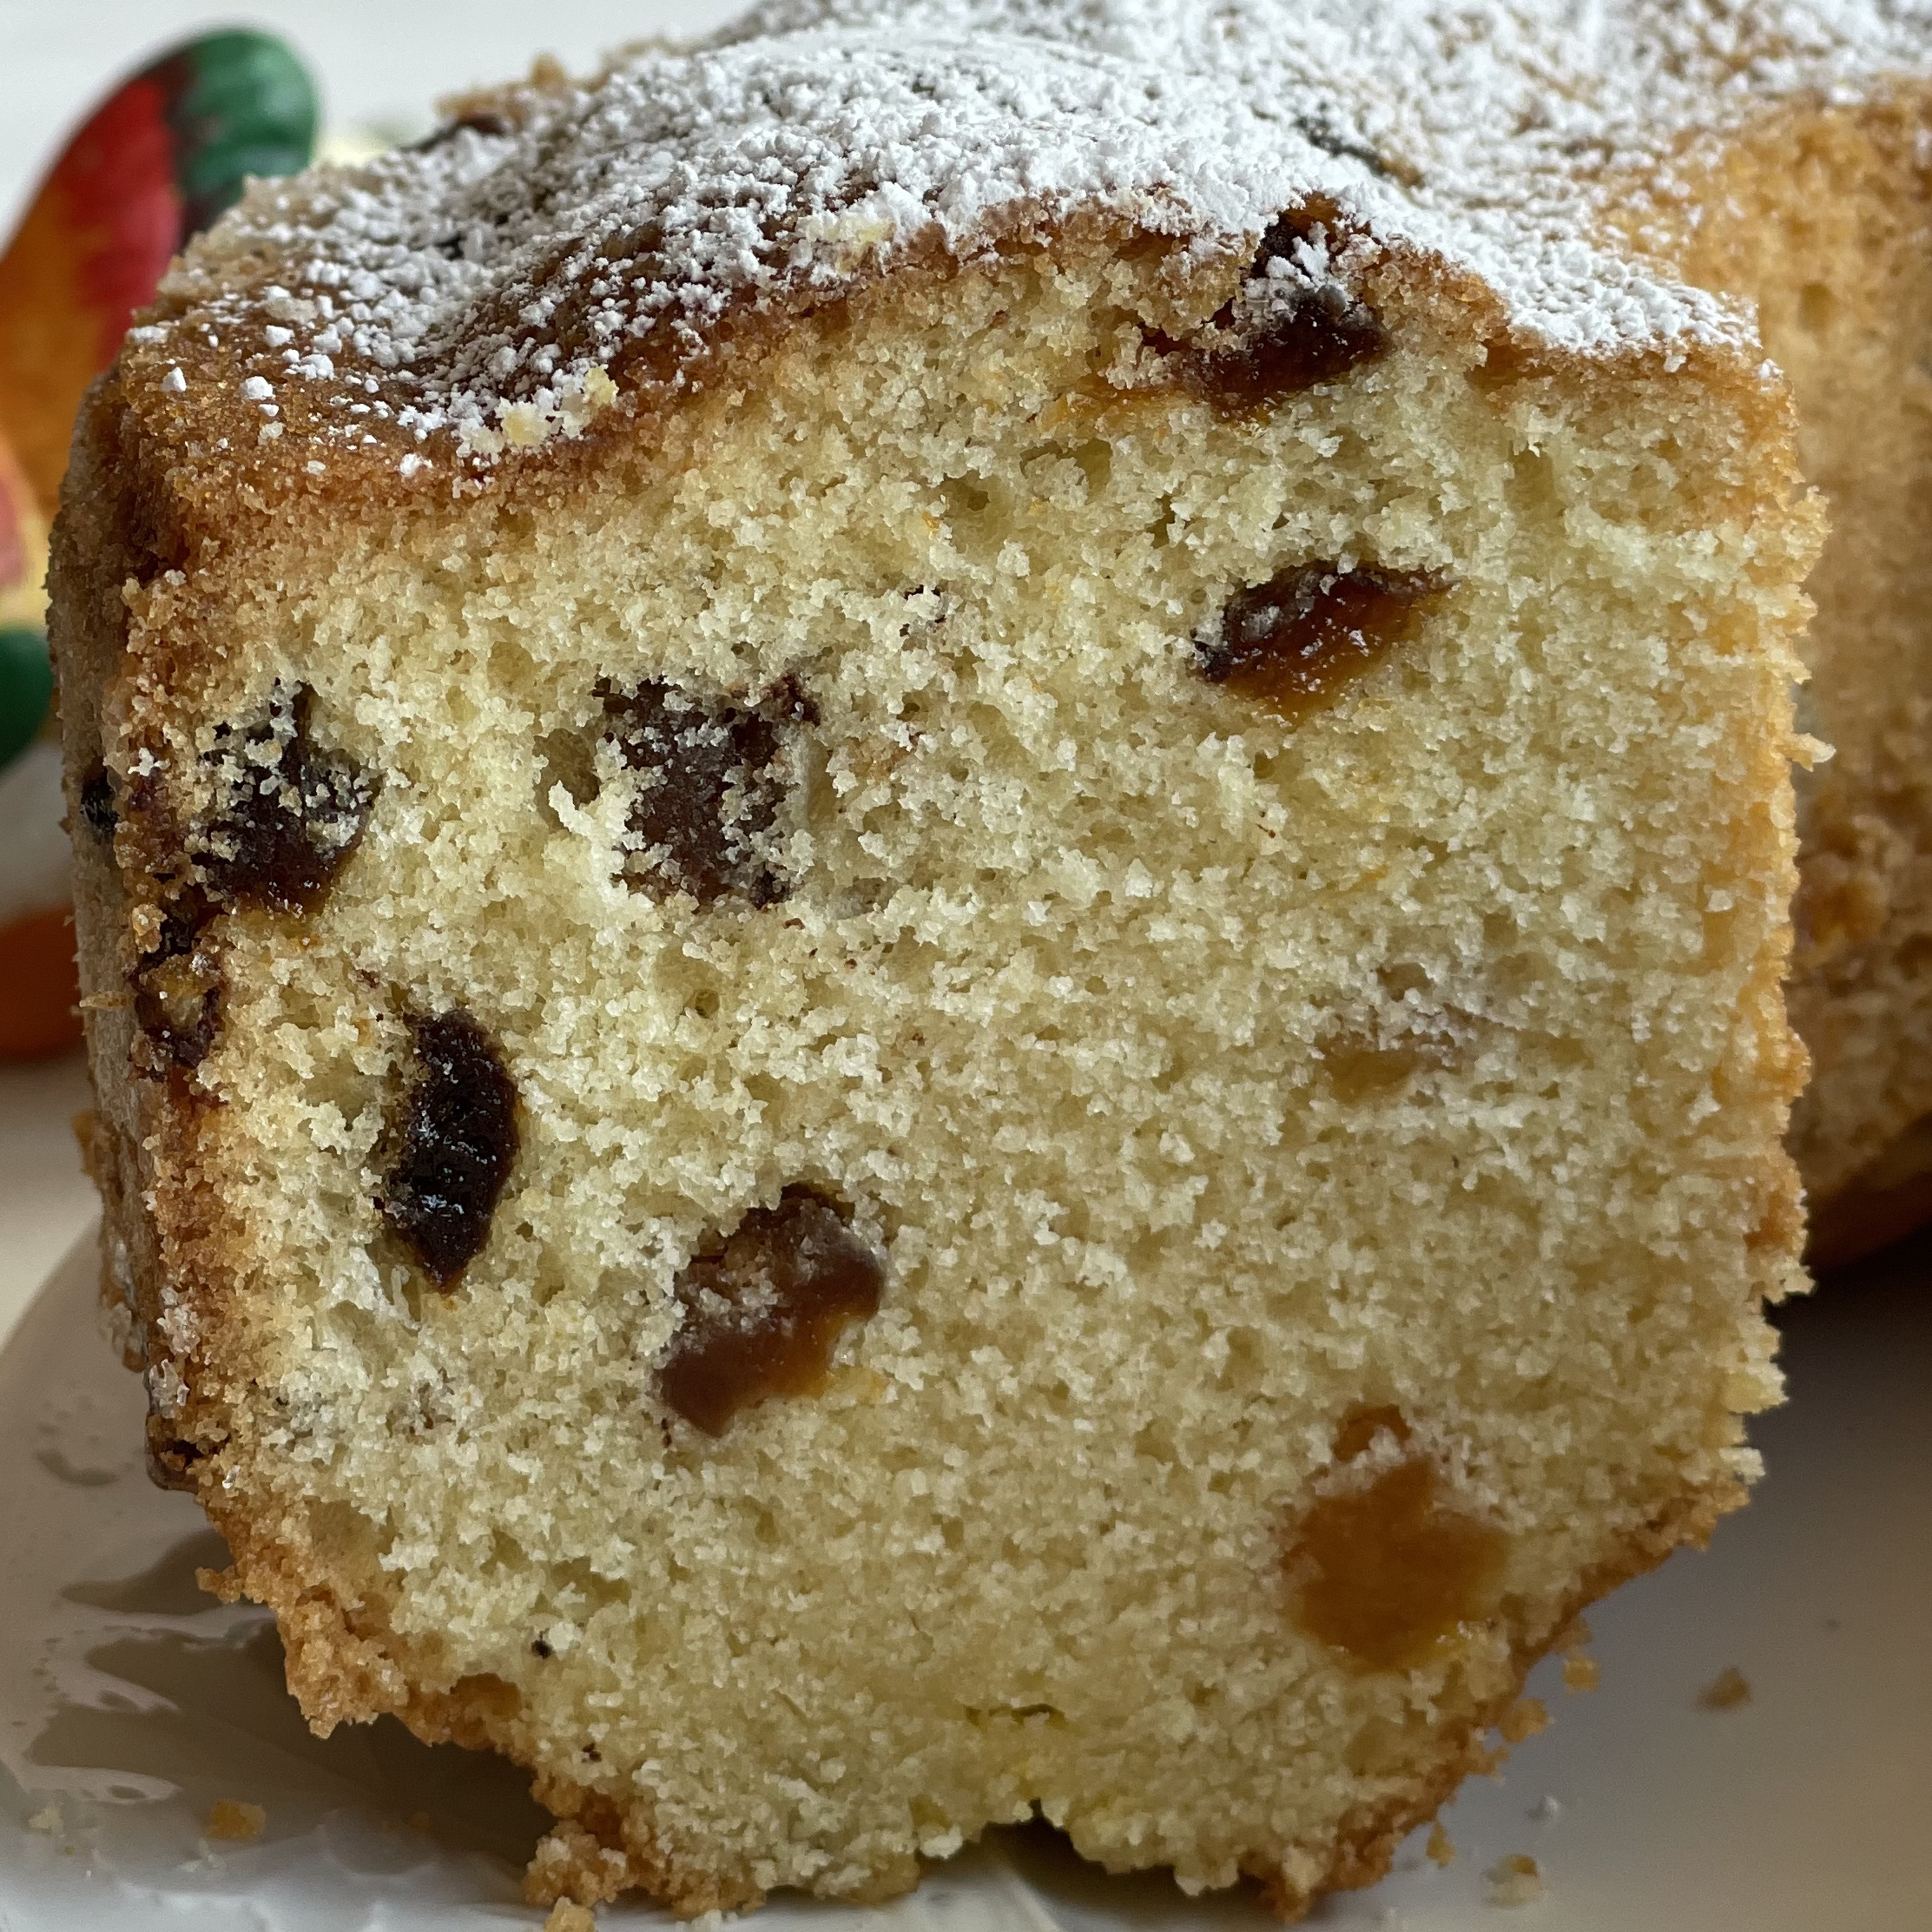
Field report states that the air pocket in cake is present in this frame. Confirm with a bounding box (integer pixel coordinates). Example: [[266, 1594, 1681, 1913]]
[[599, 673, 814, 906], [659, 1186, 886, 1436]]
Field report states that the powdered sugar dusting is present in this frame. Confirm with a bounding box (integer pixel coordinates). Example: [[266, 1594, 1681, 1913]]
[[130, 0, 1931, 478]]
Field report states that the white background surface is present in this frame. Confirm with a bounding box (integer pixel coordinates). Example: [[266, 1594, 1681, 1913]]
[[0, 2, 733, 234], [2, 3, 1929, 1926]]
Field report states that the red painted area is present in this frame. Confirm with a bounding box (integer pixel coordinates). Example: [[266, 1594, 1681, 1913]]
[[0, 904, 83, 1059], [43, 77, 181, 368], [0, 436, 23, 590]]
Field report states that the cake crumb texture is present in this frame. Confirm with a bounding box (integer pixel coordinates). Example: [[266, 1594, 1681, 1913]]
[[47, 0, 1929, 1921], [1486, 1852, 1543, 1906]]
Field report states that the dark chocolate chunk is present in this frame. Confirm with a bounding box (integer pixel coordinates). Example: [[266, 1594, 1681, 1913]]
[[1181, 291, 1388, 412], [659, 1187, 885, 1437], [1199, 563, 1447, 722], [379, 1009, 521, 1286], [80, 767, 117, 840], [199, 683, 374, 913], [601, 676, 811, 907], [129, 686, 373, 1073]]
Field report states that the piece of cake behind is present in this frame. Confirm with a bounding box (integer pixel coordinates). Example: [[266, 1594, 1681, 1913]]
[[49, 2, 1837, 1918], [1655, 82, 1932, 1265]]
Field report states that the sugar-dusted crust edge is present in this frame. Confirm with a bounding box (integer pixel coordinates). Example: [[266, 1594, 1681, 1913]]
[[51, 184, 1812, 1916]]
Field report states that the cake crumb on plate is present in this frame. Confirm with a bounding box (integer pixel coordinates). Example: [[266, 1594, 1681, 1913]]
[[204, 1799, 266, 1841], [1499, 1697, 1548, 1743], [1487, 1853, 1543, 1906], [1562, 1653, 1601, 1693], [1698, 1665, 1752, 1711]]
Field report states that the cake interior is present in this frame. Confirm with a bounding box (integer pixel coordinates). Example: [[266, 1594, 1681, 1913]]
[[78, 227, 1811, 1910]]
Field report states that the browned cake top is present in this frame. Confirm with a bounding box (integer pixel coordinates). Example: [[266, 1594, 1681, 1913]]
[[114, 0, 1926, 511]]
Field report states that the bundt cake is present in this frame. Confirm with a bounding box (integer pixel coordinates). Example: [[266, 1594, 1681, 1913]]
[[47, 0, 1929, 1916]]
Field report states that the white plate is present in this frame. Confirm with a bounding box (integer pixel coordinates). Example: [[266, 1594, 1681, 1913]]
[[2, 1230, 1928, 1931]]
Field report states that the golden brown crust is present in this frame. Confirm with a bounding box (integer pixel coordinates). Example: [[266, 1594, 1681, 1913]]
[[524, 1789, 766, 1917], [53, 380, 228, 1487], [504, 1479, 1740, 1921], [113, 206, 1147, 534]]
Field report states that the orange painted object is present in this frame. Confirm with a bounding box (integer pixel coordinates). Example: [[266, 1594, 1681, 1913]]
[[0, 904, 83, 1058], [0, 32, 314, 1062], [0, 432, 34, 593], [0, 31, 317, 513], [0, 422, 49, 633], [0, 82, 177, 510]]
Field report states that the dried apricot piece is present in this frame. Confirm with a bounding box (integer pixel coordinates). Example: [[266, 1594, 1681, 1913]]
[[661, 1188, 884, 1436], [1200, 563, 1445, 722]]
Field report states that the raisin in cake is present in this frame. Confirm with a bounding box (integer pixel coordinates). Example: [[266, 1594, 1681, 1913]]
[[47, 0, 1929, 1917]]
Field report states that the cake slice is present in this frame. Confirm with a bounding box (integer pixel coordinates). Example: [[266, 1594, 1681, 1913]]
[[1662, 87, 1932, 1263], [53, 0, 1923, 1916]]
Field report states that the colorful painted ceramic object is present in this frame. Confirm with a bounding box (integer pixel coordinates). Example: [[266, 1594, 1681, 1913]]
[[0, 625, 51, 769], [0, 428, 47, 632], [0, 30, 317, 1060], [0, 30, 318, 511]]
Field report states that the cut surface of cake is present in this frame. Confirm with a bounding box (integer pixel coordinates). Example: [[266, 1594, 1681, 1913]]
[[48, 0, 1929, 1916]]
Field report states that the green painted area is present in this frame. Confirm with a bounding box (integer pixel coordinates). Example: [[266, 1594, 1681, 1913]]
[[0, 625, 52, 769], [164, 30, 319, 237]]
